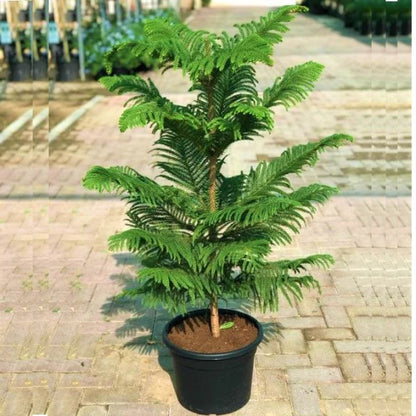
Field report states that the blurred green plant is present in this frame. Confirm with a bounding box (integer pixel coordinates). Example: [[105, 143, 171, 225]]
[[84, 9, 180, 78]]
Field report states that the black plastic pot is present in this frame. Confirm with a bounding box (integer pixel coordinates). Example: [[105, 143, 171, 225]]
[[388, 17, 398, 37], [163, 309, 263, 415], [344, 12, 354, 28], [56, 57, 79, 81], [400, 17, 411, 36], [33, 55, 48, 80], [373, 16, 386, 35], [360, 17, 371, 36], [9, 56, 32, 81]]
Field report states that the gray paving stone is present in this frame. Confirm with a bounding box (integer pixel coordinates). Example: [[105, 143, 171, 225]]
[[323, 400, 356, 416], [321, 306, 351, 328], [279, 330, 307, 354], [288, 367, 343, 384], [257, 369, 287, 399], [77, 406, 108, 416], [82, 388, 139, 405], [338, 354, 370, 382], [46, 389, 82, 416], [333, 340, 410, 354], [307, 341, 338, 367], [304, 328, 356, 341], [256, 354, 310, 369], [290, 384, 322, 416], [318, 383, 411, 400], [108, 404, 169, 416], [0, 389, 32, 416]]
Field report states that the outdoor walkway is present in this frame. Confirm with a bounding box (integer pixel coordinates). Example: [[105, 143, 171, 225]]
[[0, 4, 411, 416]]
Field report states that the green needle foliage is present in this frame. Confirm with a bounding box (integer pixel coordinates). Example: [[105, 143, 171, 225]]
[[83, 5, 353, 335]]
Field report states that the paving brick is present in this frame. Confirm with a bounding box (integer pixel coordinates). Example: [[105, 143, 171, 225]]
[[318, 383, 411, 400], [322, 306, 351, 328], [393, 353, 412, 383], [91, 346, 121, 374], [323, 400, 356, 416], [0, 389, 32, 416], [351, 316, 410, 341], [137, 371, 177, 404], [59, 373, 114, 388], [353, 399, 410, 416], [234, 400, 293, 416], [108, 404, 169, 416], [333, 340, 410, 354], [304, 328, 355, 341], [31, 387, 51, 415], [290, 384, 322, 416], [77, 406, 108, 416], [279, 330, 307, 354], [257, 369, 287, 399], [82, 388, 139, 404], [296, 298, 322, 317], [338, 354, 370, 382], [256, 354, 310, 369], [307, 341, 338, 367], [288, 367, 343, 384], [46, 389, 82, 416], [365, 353, 385, 382], [278, 317, 326, 329]]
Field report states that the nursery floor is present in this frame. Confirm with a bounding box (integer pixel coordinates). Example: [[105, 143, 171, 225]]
[[0, 4, 411, 416]]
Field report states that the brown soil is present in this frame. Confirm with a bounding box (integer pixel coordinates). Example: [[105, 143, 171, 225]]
[[167, 313, 258, 354]]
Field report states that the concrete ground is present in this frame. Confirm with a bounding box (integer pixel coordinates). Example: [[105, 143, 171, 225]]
[[0, 4, 411, 416]]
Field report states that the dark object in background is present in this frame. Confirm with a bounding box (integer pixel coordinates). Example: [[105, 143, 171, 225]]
[[373, 14, 386, 35], [18, 10, 29, 22], [360, 16, 371, 35], [400, 16, 411, 35], [34, 9, 46, 21], [387, 16, 398, 36], [65, 9, 77, 22], [56, 56, 79, 81], [33, 54, 48, 80], [302, 0, 328, 15], [9, 55, 32, 81]]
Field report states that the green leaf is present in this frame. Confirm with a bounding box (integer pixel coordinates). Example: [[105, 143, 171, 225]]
[[263, 61, 325, 109], [220, 321, 235, 330]]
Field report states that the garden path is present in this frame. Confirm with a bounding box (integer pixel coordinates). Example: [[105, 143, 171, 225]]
[[0, 5, 411, 416]]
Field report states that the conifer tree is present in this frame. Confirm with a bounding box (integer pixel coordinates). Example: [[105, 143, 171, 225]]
[[83, 5, 352, 338]]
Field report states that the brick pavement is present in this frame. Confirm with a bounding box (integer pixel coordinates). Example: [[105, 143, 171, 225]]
[[0, 4, 411, 416]]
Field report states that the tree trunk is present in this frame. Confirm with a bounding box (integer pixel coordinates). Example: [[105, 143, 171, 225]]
[[208, 154, 220, 338], [210, 298, 220, 338]]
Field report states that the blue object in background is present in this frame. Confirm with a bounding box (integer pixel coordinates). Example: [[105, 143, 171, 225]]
[[48, 21, 59, 44], [0, 21, 12, 44]]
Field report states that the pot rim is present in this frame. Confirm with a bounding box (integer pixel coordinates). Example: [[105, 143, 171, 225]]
[[162, 308, 263, 361]]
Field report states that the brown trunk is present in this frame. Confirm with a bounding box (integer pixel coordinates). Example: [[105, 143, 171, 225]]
[[206, 74, 220, 338], [210, 299, 220, 338], [208, 155, 217, 211]]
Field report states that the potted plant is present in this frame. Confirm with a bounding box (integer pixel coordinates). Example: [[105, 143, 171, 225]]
[[83, 6, 352, 414]]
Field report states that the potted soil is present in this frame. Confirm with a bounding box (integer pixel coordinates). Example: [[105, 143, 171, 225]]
[[83, 6, 352, 414]]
